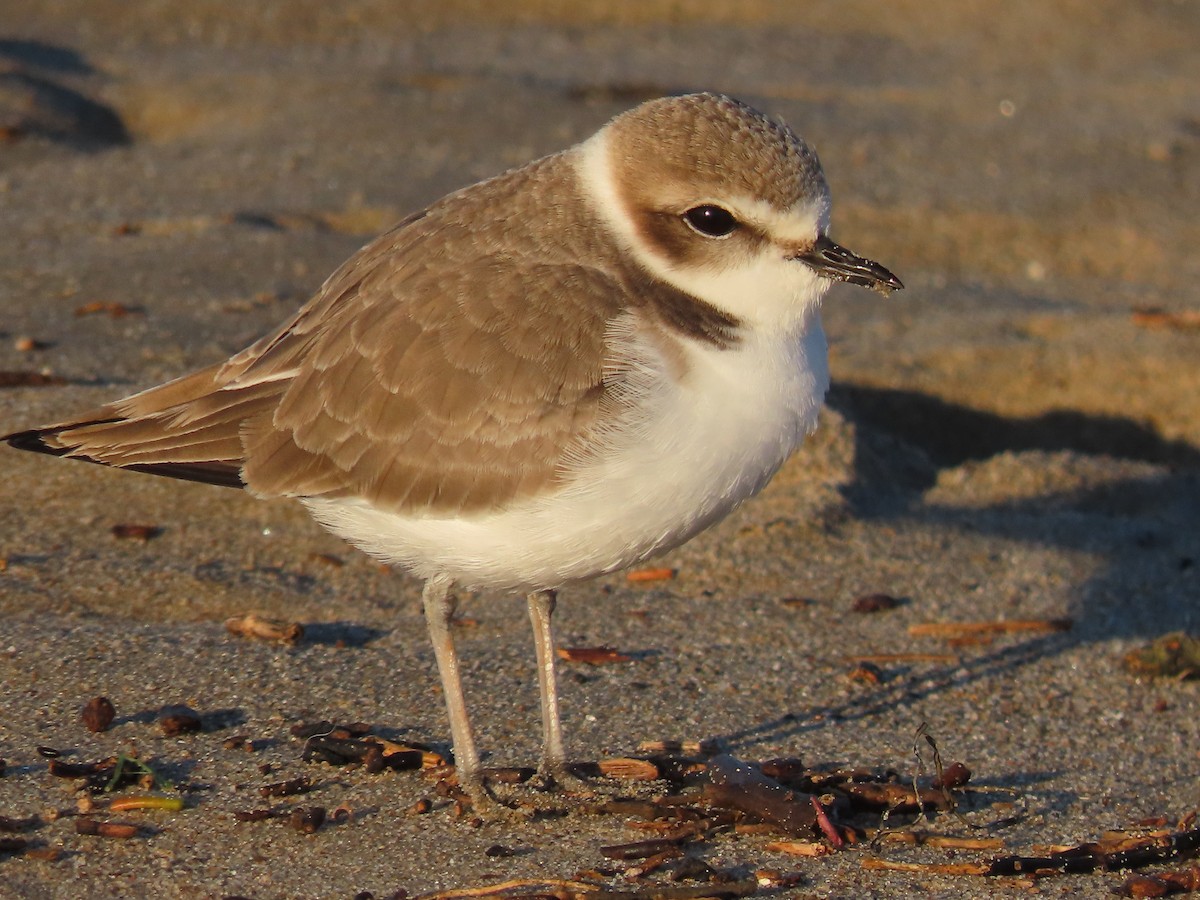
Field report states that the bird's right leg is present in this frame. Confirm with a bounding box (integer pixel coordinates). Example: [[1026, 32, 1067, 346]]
[[421, 575, 486, 805]]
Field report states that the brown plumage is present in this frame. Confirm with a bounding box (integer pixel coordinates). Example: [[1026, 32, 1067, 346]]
[[8, 147, 741, 515]]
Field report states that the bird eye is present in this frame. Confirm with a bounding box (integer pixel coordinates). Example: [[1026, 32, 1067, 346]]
[[683, 205, 738, 238]]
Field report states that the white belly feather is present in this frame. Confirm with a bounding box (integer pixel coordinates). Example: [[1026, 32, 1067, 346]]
[[303, 319, 829, 591]]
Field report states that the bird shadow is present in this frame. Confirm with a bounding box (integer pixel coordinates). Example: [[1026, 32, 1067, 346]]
[[716, 383, 1199, 773], [829, 382, 1199, 637], [833, 382, 1200, 476]]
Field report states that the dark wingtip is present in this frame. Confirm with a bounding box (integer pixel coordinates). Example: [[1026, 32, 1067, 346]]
[[4, 428, 71, 456], [128, 461, 246, 489], [5, 425, 246, 490]]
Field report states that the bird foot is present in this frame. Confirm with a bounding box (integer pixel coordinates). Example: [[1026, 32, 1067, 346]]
[[530, 763, 596, 796], [455, 765, 597, 818], [458, 779, 536, 823]]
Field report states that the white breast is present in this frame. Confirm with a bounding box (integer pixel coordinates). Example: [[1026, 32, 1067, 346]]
[[303, 318, 829, 591]]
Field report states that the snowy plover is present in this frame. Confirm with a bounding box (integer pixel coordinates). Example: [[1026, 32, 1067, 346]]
[[6, 93, 901, 808]]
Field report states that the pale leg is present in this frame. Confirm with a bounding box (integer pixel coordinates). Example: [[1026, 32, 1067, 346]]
[[421, 575, 483, 796], [527, 588, 568, 778]]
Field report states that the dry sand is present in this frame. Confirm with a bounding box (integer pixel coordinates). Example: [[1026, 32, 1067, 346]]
[[1, 2, 1198, 897]]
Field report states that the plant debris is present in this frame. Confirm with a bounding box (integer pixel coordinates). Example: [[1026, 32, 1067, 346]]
[[851, 593, 902, 613], [71, 753, 176, 794], [73, 301, 139, 317], [408, 877, 763, 900], [293, 721, 444, 772], [108, 795, 185, 812], [860, 817, 1200, 881], [704, 754, 820, 835], [48, 756, 118, 784], [597, 758, 663, 781], [846, 661, 885, 684], [111, 523, 163, 541], [290, 721, 372, 739], [288, 806, 326, 834], [225, 613, 305, 644], [159, 706, 202, 737], [75, 818, 140, 839], [1123, 633, 1200, 680], [260, 776, 313, 798], [0, 370, 68, 387], [908, 618, 1073, 639], [626, 568, 677, 583], [23, 702, 1200, 898], [233, 805, 328, 833], [557, 646, 634, 665], [1118, 865, 1200, 897], [80, 696, 116, 733], [1131, 307, 1200, 331], [0, 815, 40, 833]]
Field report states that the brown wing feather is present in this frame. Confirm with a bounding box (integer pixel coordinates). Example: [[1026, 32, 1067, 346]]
[[5, 146, 738, 513], [5, 152, 624, 512], [238, 155, 623, 514]]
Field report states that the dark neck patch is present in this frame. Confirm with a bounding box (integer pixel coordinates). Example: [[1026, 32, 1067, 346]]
[[614, 256, 742, 349]]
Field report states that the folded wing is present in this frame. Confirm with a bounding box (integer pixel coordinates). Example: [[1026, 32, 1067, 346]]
[[6, 160, 625, 516]]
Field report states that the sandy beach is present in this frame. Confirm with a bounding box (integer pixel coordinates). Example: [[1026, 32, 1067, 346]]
[[1, 2, 1198, 897]]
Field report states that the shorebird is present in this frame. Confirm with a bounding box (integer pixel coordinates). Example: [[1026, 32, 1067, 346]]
[[5, 92, 901, 809]]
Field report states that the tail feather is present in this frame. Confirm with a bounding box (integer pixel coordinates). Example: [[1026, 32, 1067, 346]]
[[2, 361, 280, 490]]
